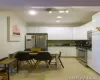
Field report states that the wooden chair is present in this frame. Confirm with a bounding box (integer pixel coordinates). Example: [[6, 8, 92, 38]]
[[49, 51, 64, 68], [58, 52, 64, 68]]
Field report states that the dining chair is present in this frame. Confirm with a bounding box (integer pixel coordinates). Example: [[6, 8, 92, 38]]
[[33, 52, 52, 70], [15, 52, 34, 67], [49, 51, 64, 68], [58, 51, 64, 68]]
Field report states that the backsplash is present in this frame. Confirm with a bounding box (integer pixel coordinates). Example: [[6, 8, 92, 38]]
[[48, 40, 76, 46]]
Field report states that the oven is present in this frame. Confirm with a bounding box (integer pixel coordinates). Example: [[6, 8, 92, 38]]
[[76, 47, 87, 66], [78, 48, 87, 62]]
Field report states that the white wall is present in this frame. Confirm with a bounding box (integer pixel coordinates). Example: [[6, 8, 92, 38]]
[[0, 12, 26, 59]]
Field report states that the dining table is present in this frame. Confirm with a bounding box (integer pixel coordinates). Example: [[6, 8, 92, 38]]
[[18, 51, 61, 68]]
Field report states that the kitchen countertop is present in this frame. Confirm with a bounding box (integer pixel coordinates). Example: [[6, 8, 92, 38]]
[[48, 46, 76, 47]]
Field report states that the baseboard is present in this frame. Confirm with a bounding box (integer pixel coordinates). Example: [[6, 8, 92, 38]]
[[87, 66, 100, 76], [76, 58, 87, 67], [76, 58, 100, 76]]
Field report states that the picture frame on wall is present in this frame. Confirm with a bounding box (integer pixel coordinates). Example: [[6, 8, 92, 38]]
[[7, 16, 20, 42]]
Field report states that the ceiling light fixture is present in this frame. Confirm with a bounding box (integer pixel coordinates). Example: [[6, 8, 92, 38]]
[[57, 16, 62, 19], [56, 20, 60, 23], [65, 10, 69, 13], [49, 11, 52, 14], [59, 10, 64, 13], [28, 10, 37, 15]]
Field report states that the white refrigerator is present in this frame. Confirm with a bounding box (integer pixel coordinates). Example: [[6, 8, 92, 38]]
[[92, 31, 100, 74]]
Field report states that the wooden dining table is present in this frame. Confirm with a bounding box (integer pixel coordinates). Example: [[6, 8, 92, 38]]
[[19, 51, 61, 68]]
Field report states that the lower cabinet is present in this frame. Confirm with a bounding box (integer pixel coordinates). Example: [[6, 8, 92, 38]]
[[48, 47, 76, 57], [87, 50, 94, 69]]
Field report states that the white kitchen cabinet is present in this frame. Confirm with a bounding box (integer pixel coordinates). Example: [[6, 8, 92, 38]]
[[48, 47, 67, 56], [27, 20, 95, 40], [27, 27, 39, 33], [73, 22, 94, 40], [48, 47, 76, 57], [66, 47, 76, 56], [38, 27, 47, 33], [73, 27, 82, 40], [87, 50, 93, 69], [44, 27, 73, 40], [92, 31, 100, 74], [27, 27, 73, 40], [73, 26, 88, 40]]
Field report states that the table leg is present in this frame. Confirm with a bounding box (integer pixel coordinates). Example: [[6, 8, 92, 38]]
[[8, 65, 10, 80], [55, 54, 59, 68], [4, 64, 6, 68], [16, 60, 18, 73]]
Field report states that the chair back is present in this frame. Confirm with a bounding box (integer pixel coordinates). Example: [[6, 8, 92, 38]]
[[15, 52, 31, 61], [59, 51, 62, 58], [35, 52, 52, 61]]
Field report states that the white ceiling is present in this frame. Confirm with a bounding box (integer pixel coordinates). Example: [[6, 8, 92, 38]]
[[0, 0, 100, 7], [0, 0, 100, 26], [13, 7, 96, 26]]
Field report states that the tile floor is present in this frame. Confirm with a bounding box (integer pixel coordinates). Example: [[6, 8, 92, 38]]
[[11, 58, 100, 80]]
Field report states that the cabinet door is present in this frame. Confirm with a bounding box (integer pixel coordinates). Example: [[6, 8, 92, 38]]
[[87, 50, 93, 68], [27, 27, 39, 33], [27, 27, 73, 40], [48, 47, 67, 56], [46, 27, 73, 40], [92, 32, 100, 73], [48, 47, 76, 57], [73, 27, 87, 40], [66, 47, 76, 56]]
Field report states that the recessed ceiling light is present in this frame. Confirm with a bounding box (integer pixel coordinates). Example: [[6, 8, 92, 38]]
[[49, 11, 52, 14], [59, 10, 64, 13], [57, 16, 62, 19], [28, 10, 37, 15], [65, 10, 69, 13], [56, 20, 60, 23]]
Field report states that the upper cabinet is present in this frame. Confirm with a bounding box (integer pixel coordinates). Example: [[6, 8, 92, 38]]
[[73, 22, 94, 40], [73, 27, 82, 40], [73, 27, 88, 40], [27, 27, 39, 33], [27, 27, 73, 40], [46, 27, 73, 40], [27, 22, 95, 40]]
